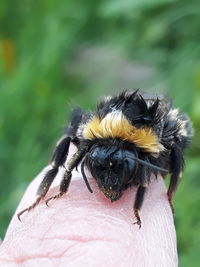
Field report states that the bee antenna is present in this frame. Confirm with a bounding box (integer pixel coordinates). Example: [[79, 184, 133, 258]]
[[81, 158, 93, 193], [127, 156, 168, 174]]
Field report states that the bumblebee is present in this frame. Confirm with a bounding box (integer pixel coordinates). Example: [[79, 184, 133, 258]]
[[18, 90, 193, 227]]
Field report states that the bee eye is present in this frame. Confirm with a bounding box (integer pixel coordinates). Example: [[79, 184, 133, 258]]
[[125, 157, 136, 174]]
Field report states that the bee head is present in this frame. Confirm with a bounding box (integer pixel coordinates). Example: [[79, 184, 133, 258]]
[[86, 145, 137, 201]]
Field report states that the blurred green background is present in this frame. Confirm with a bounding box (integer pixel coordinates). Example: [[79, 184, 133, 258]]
[[0, 0, 200, 265]]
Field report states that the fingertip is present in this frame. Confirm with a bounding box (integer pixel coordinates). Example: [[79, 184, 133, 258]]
[[1, 168, 178, 267]]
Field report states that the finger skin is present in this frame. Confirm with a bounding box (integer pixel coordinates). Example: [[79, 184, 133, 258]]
[[0, 165, 178, 266]]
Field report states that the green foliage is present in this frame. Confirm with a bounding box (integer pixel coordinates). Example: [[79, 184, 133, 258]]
[[0, 0, 200, 265]]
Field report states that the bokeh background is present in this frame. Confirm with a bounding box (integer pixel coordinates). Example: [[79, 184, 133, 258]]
[[0, 0, 200, 265]]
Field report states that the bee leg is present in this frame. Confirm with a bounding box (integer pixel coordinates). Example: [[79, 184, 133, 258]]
[[45, 170, 72, 205], [133, 158, 150, 228], [45, 147, 88, 205], [17, 135, 71, 221], [133, 185, 147, 229], [167, 144, 184, 213]]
